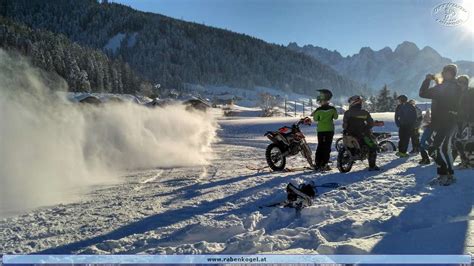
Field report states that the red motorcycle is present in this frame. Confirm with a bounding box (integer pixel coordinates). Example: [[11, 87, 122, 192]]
[[264, 117, 313, 171]]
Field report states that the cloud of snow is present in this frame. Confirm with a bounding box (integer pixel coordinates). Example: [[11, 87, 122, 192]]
[[0, 49, 217, 217]]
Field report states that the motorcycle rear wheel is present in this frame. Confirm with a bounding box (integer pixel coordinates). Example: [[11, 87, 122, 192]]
[[266, 143, 286, 171], [378, 140, 396, 153]]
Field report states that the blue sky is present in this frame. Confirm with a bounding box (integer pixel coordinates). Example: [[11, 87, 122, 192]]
[[113, 0, 473, 61]]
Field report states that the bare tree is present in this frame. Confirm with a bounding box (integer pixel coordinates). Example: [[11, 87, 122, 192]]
[[258, 92, 278, 117]]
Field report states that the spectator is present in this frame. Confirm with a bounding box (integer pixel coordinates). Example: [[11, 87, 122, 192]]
[[419, 64, 462, 186], [419, 109, 433, 165], [409, 99, 423, 154], [395, 95, 417, 158]]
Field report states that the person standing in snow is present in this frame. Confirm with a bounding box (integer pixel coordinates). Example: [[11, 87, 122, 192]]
[[312, 89, 338, 171], [419, 64, 462, 185], [409, 99, 423, 154], [454, 75, 472, 168], [343, 95, 380, 171], [419, 109, 433, 165], [394, 95, 417, 158]]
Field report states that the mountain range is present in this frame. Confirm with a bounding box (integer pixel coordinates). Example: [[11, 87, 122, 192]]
[[288, 41, 474, 98], [1, 0, 472, 99]]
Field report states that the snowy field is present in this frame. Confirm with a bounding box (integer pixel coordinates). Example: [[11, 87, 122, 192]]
[[1, 110, 473, 255]]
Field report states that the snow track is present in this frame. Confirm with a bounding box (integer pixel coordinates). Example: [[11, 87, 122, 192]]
[[1, 115, 473, 255]]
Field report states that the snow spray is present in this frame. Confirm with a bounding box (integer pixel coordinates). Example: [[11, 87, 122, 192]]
[[0, 49, 217, 216]]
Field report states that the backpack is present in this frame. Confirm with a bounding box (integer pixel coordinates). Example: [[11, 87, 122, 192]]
[[286, 183, 317, 210]]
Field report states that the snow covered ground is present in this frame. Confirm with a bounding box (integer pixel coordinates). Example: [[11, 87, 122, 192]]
[[1, 111, 473, 255]]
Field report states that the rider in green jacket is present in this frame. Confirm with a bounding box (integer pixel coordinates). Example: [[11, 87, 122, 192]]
[[312, 89, 338, 171]]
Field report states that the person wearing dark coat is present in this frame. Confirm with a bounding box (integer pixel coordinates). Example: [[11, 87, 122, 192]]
[[419, 109, 433, 165], [343, 95, 380, 171], [395, 95, 417, 157], [454, 75, 472, 168], [419, 64, 462, 185], [409, 99, 423, 154]]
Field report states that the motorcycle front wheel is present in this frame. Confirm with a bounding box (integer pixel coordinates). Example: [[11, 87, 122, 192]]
[[335, 138, 344, 152], [265, 143, 286, 171], [337, 148, 353, 173], [301, 143, 314, 168]]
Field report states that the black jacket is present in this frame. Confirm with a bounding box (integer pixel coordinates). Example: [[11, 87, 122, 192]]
[[343, 104, 374, 138], [419, 78, 461, 130], [459, 89, 474, 123], [414, 106, 423, 128], [395, 103, 417, 128]]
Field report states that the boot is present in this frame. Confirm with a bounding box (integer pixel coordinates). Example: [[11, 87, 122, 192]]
[[440, 175, 456, 186], [429, 175, 455, 186], [321, 164, 332, 172], [429, 175, 446, 186], [396, 151, 409, 158], [419, 158, 430, 165], [313, 164, 322, 172], [368, 165, 381, 171]]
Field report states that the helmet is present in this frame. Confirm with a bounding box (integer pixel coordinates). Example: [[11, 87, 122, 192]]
[[457, 75, 469, 89], [397, 95, 408, 103], [348, 95, 363, 106], [317, 89, 333, 102], [302, 117, 312, 125]]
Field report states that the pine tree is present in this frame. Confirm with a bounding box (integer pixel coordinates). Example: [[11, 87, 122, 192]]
[[392, 91, 399, 111], [375, 85, 393, 112], [367, 95, 377, 112]]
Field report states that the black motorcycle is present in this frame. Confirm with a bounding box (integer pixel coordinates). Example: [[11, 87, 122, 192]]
[[264, 117, 313, 171]]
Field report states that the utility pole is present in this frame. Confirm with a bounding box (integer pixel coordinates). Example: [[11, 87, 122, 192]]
[[303, 101, 305, 117], [310, 98, 313, 113], [284, 98, 287, 117]]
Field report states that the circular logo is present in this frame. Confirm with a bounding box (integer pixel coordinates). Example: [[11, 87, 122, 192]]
[[432, 2, 470, 26]]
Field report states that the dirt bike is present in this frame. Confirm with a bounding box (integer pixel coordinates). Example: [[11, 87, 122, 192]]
[[264, 117, 313, 171], [337, 121, 393, 173], [335, 132, 396, 153]]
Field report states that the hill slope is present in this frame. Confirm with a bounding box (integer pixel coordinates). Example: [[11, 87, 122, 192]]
[[0, 16, 146, 93], [0, 0, 364, 96]]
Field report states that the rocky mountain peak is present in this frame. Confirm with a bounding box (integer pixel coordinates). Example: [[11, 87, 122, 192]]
[[394, 41, 420, 58]]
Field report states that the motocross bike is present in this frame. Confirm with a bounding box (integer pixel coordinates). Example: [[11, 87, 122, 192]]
[[335, 132, 396, 153], [264, 117, 313, 171], [336, 121, 393, 173]]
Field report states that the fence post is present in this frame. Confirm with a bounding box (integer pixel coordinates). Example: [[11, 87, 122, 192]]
[[294, 101, 297, 117]]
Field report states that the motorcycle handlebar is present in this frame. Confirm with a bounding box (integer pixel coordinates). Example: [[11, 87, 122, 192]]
[[373, 120, 385, 127], [297, 117, 312, 126]]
